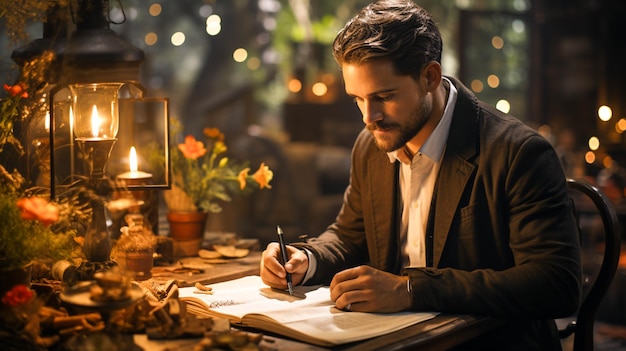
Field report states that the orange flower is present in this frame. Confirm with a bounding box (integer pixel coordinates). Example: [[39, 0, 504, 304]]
[[238, 168, 250, 190], [2, 285, 34, 307], [16, 197, 59, 227], [252, 162, 273, 189], [203, 127, 224, 141], [3, 83, 28, 98], [168, 125, 275, 214], [178, 135, 207, 159]]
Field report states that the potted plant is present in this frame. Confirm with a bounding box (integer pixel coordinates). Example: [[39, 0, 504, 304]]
[[163, 119, 273, 255], [0, 76, 81, 282]]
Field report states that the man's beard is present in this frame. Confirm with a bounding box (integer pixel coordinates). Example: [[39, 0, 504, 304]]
[[367, 99, 431, 153]]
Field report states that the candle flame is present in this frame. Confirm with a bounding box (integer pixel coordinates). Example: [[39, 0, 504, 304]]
[[129, 146, 138, 172], [90, 105, 100, 137], [44, 111, 50, 132]]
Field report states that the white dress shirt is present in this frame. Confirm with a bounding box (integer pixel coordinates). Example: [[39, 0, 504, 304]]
[[387, 77, 457, 267]]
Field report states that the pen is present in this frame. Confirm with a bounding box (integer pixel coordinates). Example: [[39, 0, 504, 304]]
[[276, 225, 293, 296]]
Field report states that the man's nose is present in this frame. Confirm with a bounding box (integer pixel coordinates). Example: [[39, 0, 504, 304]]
[[362, 103, 383, 124]]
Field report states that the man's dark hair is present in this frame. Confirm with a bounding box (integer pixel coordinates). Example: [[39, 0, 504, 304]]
[[332, 0, 442, 80]]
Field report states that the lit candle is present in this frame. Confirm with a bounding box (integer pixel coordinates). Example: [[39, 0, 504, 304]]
[[117, 146, 153, 181], [129, 146, 139, 173], [45, 111, 50, 133], [91, 105, 100, 138]]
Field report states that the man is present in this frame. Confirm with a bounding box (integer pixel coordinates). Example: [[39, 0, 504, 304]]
[[261, 0, 581, 349]]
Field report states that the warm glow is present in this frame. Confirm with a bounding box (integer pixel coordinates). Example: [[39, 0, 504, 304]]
[[603, 156, 614, 169], [491, 36, 504, 49], [129, 146, 138, 172], [585, 151, 596, 164], [312, 82, 328, 96], [91, 105, 100, 137], [145, 32, 158, 46], [487, 75, 500, 88], [118, 146, 153, 180], [171, 32, 185, 46], [288, 79, 302, 93], [69, 106, 74, 130], [233, 48, 248, 62], [206, 14, 222, 36], [598, 105, 612, 121], [69, 83, 121, 140], [149, 3, 162, 16], [588, 136, 600, 150], [470, 79, 483, 93], [616, 118, 626, 133], [495, 99, 510, 113], [44, 111, 50, 132]]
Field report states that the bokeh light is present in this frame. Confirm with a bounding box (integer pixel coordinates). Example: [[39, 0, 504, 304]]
[[171, 32, 185, 46], [495, 99, 510, 113], [588, 136, 600, 150], [598, 105, 612, 121]]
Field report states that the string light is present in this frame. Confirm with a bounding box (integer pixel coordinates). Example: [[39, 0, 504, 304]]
[[206, 14, 222, 36], [233, 48, 248, 62], [598, 105, 612, 122], [588, 136, 600, 151], [495, 99, 510, 113]]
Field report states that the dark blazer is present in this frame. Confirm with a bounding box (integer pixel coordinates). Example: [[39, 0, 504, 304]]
[[299, 77, 582, 350]]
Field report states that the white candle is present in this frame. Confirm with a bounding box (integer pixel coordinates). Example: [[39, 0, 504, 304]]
[[117, 146, 152, 181]]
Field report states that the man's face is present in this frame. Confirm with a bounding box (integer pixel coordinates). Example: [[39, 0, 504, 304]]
[[342, 60, 432, 152]]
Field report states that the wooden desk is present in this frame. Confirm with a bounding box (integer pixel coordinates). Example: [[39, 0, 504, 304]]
[[150, 251, 262, 287], [244, 314, 505, 351], [136, 252, 504, 350], [135, 313, 505, 351]]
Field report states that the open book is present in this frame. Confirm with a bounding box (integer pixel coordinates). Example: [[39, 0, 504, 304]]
[[178, 275, 438, 347]]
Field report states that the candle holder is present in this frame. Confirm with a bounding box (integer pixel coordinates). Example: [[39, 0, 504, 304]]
[[70, 83, 121, 139], [113, 146, 158, 235], [76, 138, 117, 179], [70, 82, 122, 264]]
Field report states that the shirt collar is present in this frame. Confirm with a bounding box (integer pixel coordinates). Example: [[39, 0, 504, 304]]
[[387, 77, 457, 164]]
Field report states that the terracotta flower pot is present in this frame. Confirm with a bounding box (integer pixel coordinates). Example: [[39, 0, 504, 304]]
[[167, 211, 208, 257]]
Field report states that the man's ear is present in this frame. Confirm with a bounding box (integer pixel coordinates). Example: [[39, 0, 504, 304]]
[[422, 61, 442, 92]]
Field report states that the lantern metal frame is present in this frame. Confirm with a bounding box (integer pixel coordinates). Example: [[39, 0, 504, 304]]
[[12, 0, 170, 198]]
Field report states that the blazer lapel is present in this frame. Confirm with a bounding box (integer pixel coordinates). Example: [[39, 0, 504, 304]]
[[431, 78, 479, 267]]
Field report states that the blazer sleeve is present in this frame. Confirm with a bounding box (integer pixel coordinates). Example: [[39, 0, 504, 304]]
[[295, 128, 379, 285]]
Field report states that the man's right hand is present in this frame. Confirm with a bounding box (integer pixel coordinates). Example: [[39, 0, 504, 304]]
[[260, 242, 309, 289]]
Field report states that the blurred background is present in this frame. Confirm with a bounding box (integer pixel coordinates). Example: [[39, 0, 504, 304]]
[[1, 0, 625, 243], [1, 0, 625, 347], [1, 0, 625, 238]]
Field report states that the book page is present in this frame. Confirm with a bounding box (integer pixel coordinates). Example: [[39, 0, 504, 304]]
[[179, 275, 438, 346], [179, 276, 325, 320]]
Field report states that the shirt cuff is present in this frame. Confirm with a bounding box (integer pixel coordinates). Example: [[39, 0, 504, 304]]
[[300, 248, 317, 285]]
